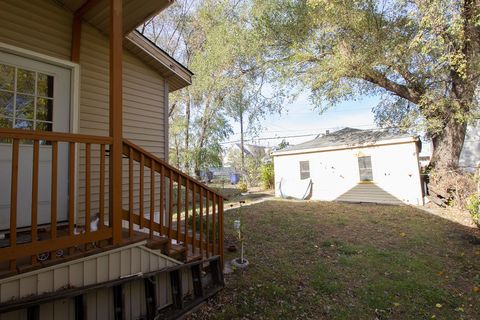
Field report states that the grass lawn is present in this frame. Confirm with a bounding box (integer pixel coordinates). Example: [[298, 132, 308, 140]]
[[189, 199, 480, 320]]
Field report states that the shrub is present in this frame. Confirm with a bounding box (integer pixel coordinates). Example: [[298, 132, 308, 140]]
[[467, 195, 480, 228], [187, 213, 218, 240], [260, 162, 274, 190], [238, 180, 248, 193]]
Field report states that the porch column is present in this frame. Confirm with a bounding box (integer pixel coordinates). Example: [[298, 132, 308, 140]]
[[109, 0, 123, 245]]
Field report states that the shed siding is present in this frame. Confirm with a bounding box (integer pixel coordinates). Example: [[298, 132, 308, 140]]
[[0, 0, 167, 221], [274, 142, 423, 205]]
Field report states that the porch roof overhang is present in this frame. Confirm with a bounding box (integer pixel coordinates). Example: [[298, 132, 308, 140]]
[[56, 0, 191, 92], [58, 0, 173, 34], [125, 31, 193, 92]]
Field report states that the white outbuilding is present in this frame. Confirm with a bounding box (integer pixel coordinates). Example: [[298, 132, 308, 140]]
[[272, 128, 424, 205]]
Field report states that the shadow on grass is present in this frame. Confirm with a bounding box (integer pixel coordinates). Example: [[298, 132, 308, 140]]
[[189, 199, 480, 320]]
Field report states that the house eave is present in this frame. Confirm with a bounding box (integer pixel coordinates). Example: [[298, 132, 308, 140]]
[[125, 31, 193, 92], [272, 136, 419, 157], [56, 0, 174, 35]]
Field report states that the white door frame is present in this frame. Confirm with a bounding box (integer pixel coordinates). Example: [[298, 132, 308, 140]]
[[0, 41, 81, 229]]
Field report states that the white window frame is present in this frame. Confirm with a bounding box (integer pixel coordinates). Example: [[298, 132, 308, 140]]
[[299, 160, 310, 180], [0, 42, 80, 134], [358, 156, 373, 182]]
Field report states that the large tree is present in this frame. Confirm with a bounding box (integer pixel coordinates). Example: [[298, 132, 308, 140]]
[[142, 0, 283, 175], [251, 0, 480, 170]]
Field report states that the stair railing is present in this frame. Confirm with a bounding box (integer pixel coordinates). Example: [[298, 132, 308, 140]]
[[122, 139, 225, 264]]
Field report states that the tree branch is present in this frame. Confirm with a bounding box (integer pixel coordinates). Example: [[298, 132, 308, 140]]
[[362, 70, 423, 104]]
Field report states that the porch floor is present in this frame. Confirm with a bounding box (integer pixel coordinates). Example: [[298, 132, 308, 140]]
[[0, 227, 194, 279]]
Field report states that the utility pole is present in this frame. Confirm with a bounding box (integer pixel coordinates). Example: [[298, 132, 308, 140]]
[[239, 105, 245, 178]]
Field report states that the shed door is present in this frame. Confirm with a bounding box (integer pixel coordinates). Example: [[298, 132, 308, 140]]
[[0, 51, 71, 230]]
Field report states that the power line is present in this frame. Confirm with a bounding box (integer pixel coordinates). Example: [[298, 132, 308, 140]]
[[229, 123, 376, 136], [221, 132, 321, 144]]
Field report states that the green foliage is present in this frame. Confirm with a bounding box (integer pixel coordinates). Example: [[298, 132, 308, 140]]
[[467, 195, 480, 228], [226, 146, 269, 187], [143, 0, 285, 173], [238, 180, 248, 193], [260, 162, 274, 189], [251, 0, 480, 168], [187, 213, 218, 241], [277, 139, 290, 150]]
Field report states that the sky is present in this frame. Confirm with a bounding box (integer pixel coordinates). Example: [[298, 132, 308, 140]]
[[225, 92, 381, 148]]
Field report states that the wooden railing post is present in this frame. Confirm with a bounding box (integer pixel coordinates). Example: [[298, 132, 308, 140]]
[[109, 0, 123, 245], [205, 191, 210, 258], [68, 142, 76, 255], [192, 184, 196, 254], [51, 141, 58, 258], [219, 197, 224, 266], [9, 139, 19, 271], [31, 140, 39, 265]]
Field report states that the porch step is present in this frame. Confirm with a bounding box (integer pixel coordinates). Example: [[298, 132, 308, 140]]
[[145, 237, 169, 250], [144, 237, 190, 262], [167, 244, 188, 262], [186, 254, 203, 263]]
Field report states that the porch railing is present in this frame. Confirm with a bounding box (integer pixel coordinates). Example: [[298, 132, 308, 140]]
[[0, 128, 113, 272], [0, 128, 224, 274], [122, 139, 225, 262]]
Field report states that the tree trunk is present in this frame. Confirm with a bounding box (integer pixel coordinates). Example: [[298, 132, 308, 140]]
[[430, 117, 467, 170]]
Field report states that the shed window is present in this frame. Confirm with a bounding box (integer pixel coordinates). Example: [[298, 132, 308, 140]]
[[358, 156, 373, 181], [299, 161, 310, 180]]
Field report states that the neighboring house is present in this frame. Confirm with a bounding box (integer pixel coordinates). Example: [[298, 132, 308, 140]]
[[0, 1, 225, 319], [405, 120, 479, 171], [272, 128, 424, 205], [459, 119, 480, 171]]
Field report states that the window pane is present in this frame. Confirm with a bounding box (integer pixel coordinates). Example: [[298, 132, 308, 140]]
[[0, 64, 15, 91], [0, 91, 14, 116], [0, 116, 13, 128], [358, 156, 373, 181], [37, 73, 54, 98], [14, 119, 33, 130], [15, 94, 34, 120], [17, 68, 35, 95], [300, 161, 310, 180], [36, 97, 53, 121], [36, 121, 52, 131]]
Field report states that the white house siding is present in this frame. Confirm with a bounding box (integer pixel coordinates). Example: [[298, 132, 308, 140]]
[[459, 120, 480, 171], [274, 142, 423, 205], [0, 0, 167, 221]]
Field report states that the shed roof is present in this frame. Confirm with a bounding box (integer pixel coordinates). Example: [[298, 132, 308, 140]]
[[273, 128, 419, 156]]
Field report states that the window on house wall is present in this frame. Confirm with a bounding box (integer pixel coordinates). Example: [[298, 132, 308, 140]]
[[0, 63, 54, 132], [299, 160, 310, 180], [358, 156, 373, 181]]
